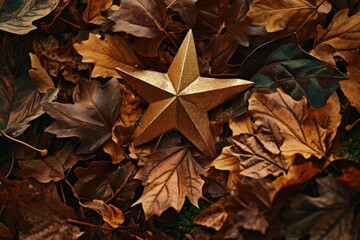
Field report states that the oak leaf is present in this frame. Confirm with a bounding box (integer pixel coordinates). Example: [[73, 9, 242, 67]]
[[133, 147, 204, 219], [0, 178, 81, 239], [80, 200, 124, 228], [0, 0, 60, 35], [283, 175, 354, 240], [42, 78, 121, 154], [74, 33, 143, 78], [247, 0, 331, 43], [310, 9, 360, 112], [0, 35, 58, 138]]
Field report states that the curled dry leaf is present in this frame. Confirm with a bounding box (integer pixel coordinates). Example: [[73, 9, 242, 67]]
[[43, 78, 121, 154], [133, 147, 204, 219], [82, 0, 112, 22], [247, 0, 331, 43], [283, 175, 354, 240], [0, 0, 60, 35], [310, 9, 360, 112], [194, 203, 228, 231], [74, 33, 143, 78], [213, 89, 341, 180], [29, 53, 54, 93], [80, 200, 124, 228]]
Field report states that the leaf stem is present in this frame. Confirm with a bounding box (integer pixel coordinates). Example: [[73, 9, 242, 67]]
[[0, 131, 47, 156]]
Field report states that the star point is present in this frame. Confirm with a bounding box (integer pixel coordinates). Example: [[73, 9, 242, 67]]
[[116, 30, 253, 157]]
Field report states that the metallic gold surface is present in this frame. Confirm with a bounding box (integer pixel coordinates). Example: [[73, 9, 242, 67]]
[[116, 30, 253, 157]]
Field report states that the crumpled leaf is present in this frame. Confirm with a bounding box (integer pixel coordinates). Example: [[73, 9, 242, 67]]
[[74, 33, 143, 78], [133, 147, 204, 219], [249, 43, 346, 108], [0, 0, 60, 35], [247, 0, 331, 43], [283, 175, 354, 240], [42, 78, 121, 154], [74, 161, 139, 203], [249, 89, 341, 159], [108, 0, 184, 38], [310, 9, 360, 112], [0, 34, 58, 138], [80, 199, 124, 228], [33, 34, 89, 84], [0, 178, 82, 239]]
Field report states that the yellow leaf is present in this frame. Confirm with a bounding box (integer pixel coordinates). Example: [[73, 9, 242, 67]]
[[28, 53, 54, 93], [81, 200, 124, 228]]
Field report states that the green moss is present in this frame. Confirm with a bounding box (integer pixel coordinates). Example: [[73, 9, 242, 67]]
[[159, 200, 209, 240], [340, 124, 360, 162]]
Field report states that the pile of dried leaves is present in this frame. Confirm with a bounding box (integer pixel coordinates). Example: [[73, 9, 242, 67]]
[[1, 0, 360, 239]]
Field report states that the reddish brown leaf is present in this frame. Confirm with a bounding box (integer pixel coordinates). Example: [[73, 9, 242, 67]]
[[42, 78, 121, 154]]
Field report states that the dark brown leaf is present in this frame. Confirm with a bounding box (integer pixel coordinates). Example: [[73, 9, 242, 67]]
[[42, 78, 121, 154]]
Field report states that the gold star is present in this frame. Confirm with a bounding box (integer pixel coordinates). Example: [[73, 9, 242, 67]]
[[116, 30, 253, 157]]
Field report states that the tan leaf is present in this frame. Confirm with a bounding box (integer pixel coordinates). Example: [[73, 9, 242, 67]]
[[247, 0, 331, 43], [229, 114, 253, 135], [81, 200, 124, 228], [82, 0, 112, 22], [74, 33, 143, 78], [310, 9, 360, 112], [29, 53, 54, 93], [194, 204, 228, 231], [249, 89, 341, 159], [133, 147, 204, 219]]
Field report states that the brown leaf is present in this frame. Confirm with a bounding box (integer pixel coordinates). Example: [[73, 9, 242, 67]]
[[43, 78, 121, 154], [283, 175, 354, 240], [29, 53, 54, 93], [74, 161, 139, 203], [310, 9, 360, 112], [82, 0, 112, 22], [0, 178, 81, 239], [108, 0, 170, 38], [16, 141, 79, 183], [74, 33, 143, 78], [33, 34, 88, 84], [247, 0, 331, 43], [194, 204, 228, 231], [336, 166, 360, 193], [0, 221, 13, 239], [249, 89, 341, 159], [81, 200, 124, 228], [133, 147, 204, 219]]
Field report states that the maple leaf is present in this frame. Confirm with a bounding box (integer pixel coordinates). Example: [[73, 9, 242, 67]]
[[42, 78, 121, 154], [0, 178, 82, 239], [133, 147, 204, 219], [283, 175, 354, 240], [0, 34, 58, 138], [310, 9, 360, 112], [246, 0, 332, 43], [80, 200, 124, 228], [74, 33, 143, 78], [0, 0, 60, 35]]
